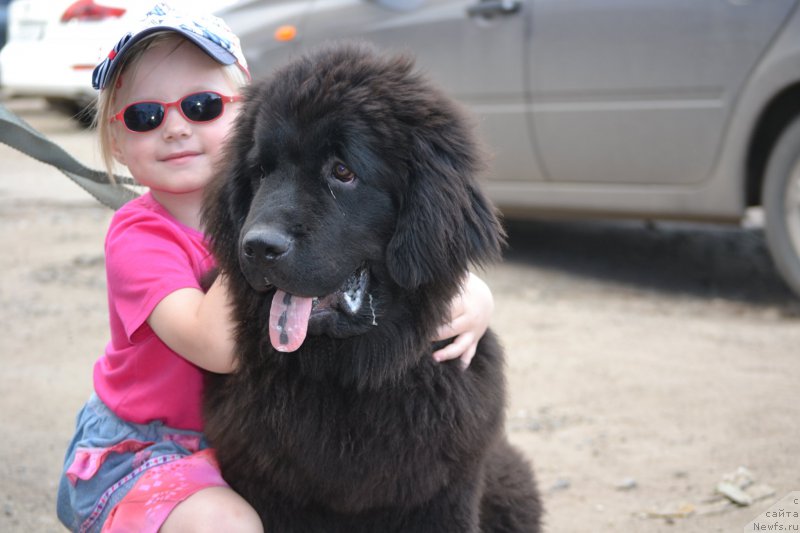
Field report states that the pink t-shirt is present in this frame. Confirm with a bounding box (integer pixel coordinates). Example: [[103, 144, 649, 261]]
[[93, 192, 215, 431]]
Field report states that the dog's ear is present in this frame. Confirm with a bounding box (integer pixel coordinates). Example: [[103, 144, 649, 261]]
[[385, 117, 505, 290], [203, 164, 246, 275], [202, 100, 260, 275]]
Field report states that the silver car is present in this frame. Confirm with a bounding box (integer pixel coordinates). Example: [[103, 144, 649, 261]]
[[222, 0, 800, 296]]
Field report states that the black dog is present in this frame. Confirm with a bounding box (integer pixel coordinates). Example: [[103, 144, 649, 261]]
[[202, 43, 542, 532]]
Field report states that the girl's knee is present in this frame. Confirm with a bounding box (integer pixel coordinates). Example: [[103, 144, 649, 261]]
[[160, 487, 263, 533]]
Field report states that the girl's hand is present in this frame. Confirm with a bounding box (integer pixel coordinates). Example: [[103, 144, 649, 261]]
[[433, 272, 494, 369]]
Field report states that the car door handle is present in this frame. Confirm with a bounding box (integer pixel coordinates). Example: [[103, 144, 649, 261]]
[[466, 0, 522, 18]]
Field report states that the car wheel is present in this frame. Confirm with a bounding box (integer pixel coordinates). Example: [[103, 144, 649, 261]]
[[763, 117, 800, 297]]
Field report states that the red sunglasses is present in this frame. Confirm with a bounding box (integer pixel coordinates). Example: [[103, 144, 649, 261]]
[[111, 91, 242, 133]]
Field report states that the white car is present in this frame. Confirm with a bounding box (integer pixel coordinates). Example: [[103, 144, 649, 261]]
[[0, 0, 240, 122]]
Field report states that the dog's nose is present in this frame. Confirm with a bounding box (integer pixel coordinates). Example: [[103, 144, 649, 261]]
[[241, 226, 292, 262]]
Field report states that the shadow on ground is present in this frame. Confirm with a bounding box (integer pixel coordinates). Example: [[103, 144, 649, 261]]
[[502, 218, 800, 311]]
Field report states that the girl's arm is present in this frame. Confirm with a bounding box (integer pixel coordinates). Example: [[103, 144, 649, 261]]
[[433, 272, 494, 369], [147, 275, 238, 374], [149, 271, 494, 374]]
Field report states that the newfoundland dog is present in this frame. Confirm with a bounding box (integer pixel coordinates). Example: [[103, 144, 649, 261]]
[[201, 43, 542, 532]]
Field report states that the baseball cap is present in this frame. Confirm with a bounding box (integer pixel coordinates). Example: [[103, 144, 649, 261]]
[[92, 2, 249, 91]]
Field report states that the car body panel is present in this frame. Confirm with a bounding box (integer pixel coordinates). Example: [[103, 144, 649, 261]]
[[215, 0, 309, 76], [528, 0, 796, 188]]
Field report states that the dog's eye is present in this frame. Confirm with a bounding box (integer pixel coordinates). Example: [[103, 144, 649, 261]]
[[332, 163, 356, 183]]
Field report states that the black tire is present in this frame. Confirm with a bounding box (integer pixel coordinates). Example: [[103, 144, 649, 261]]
[[763, 117, 800, 297]]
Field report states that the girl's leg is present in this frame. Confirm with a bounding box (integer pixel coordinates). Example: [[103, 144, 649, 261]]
[[100, 448, 259, 533], [159, 486, 263, 533]]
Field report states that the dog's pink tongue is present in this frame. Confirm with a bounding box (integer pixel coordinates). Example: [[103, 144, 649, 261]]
[[269, 289, 313, 352]]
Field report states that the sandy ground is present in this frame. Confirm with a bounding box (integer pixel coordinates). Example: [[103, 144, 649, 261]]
[[1, 98, 799, 532]]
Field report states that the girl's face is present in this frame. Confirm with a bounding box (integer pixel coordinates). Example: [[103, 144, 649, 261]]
[[110, 40, 241, 202]]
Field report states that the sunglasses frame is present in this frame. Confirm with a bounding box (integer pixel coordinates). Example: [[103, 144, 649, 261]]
[[111, 91, 242, 133]]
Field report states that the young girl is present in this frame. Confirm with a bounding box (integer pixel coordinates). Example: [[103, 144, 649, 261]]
[[57, 4, 495, 532]]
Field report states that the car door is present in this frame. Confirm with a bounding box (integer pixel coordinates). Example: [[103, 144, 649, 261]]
[[301, 0, 534, 184], [528, 0, 798, 186]]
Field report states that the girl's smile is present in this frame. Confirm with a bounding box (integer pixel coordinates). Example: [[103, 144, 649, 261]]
[[160, 150, 202, 164]]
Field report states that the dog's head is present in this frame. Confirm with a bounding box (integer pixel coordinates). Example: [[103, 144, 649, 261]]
[[204, 43, 504, 355]]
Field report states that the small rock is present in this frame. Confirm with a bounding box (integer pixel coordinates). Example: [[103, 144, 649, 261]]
[[721, 466, 754, 490], [550, 478, 571, 492], [716, 481, 753, 506], [615, 477, 637, 491]]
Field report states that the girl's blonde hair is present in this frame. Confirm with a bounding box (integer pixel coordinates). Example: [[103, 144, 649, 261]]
[[95, 32, 249, 182]]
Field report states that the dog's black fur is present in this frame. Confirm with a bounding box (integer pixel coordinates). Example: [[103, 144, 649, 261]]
[[202, 43, 541, 532]]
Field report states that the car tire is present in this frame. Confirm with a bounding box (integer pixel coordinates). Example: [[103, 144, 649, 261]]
[[763, 117, 800, 297]]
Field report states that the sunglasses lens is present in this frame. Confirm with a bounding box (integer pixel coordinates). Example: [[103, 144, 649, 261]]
[[181, 92, 224, 122], [123, 102, 165, 133]]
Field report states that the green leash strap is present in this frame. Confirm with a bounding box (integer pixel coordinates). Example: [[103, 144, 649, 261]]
[[0, 102, 138, 210]]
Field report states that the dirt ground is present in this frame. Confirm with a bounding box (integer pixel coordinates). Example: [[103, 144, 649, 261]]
[[1, 98, 799, 532]]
